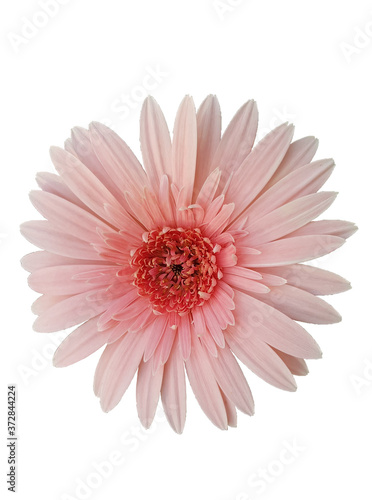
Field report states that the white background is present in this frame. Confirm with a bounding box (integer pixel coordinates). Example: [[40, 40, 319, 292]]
[[1, 0, 371, 499]]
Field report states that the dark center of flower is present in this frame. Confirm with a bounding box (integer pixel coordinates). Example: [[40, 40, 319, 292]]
[[130, 227, 222, 315]]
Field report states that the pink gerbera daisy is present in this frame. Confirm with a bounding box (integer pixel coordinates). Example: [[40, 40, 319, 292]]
[[21, 95, 356, 432]]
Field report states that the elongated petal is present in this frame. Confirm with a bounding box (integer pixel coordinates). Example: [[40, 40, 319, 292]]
[[178, 314, 192, 360], [70, 126, 127, 205], [245, 159, 335, 223], [233, 290, 322, 359], [161, 340, 187, 434], [201, 302, 225, 348], [196, 168, 221, 209], [20, 221, 102, 260], [185, 334, 228, 429], [28, 264, 113, 295], [240, 235, 345, 267], [209, 345, 254, 415], [97, 330, 149, 412], [136, 360, 164, 429], [248, 284, 341, 324], [226, 123, 294, 219], [53, 317, 112, 367], [225, 330, 297, 391], [31, 294, 70, 316], [36, 171, 87, 210], [245, 191, 337, 246], [212, 100, 258, 193], [258, 264, 351, 295], [140, 96, 172, 189], [285, 219, 358, 239], [194, 95, 221, 198], [33, 289, 112, 333], [143, 315, 168, 362], [271, 348, 309, 376], [220, 392, 237, 427], [21, 251, 103, 272], [172, 96, 197, 205], [264, 136, 319, 189], [89, 122, 148, 199], [49, 146, 123, 226], [29, 190, 112, 243]]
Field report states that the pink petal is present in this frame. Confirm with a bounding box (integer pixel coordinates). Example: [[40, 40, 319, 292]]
[[107, 321, 127, 344], [128, 307, 154, 333], [143, 315, 168, 362], [49, 146, 123, 226], [226, 123, 294, 220], [202, 194, 225, 224], [202, 203, 235, 238], [28, 264, 113, 295], [212, 100, 258, 193], [32, 294, 70, 315], [225, 329, 297, 391], [196, 168, 222, 209], [185, 334, 228, 429], [194, 95, 221, 199], [136, 359, 164, 429], [36, 171, 87, 210], [96, 288, 138, 330], [140, 96, 172, 189], [33, 289, 112, 333], [220, 391, 237, 427], [70, 126, 127, 205], [20, 220, 103, 261], [53, 317, 112, 367], [208, 295, 235, 328], [223, 273, 270, 294], [241, 235, 345, 267], [158, 175, 176, 227], [199, 329, 218, 357], [248, 284, 341, 324], [178, 314, 192, 361], [233, 291, 322, 359], [29, 190, 113, 243], [21, 251, 103, 272], [97, 330, 149, 412], [259, 264, 351, 296], [258, 273, 287, 286], [171, 96, 197, 205], [89, 122, 148, 199], [264, 135, 319, 189], [216, 243, 237, 267], [209, 345, 254, 415], [271, 347, 309, 376], [245, 191, 337, 246], [285, 219, 358, 239], [161, 340, 187, 434], [245, 159, 335, 223], [201, 302, 225, 348]]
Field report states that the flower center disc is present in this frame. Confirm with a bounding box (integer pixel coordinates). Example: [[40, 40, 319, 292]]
[[130, 227, 221, 315]]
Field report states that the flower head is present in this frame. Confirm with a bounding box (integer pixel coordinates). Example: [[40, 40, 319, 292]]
[[21, 95, 356, 432]]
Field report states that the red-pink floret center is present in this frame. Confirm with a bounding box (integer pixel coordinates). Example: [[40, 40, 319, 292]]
[[130, 227, 221, 314]]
